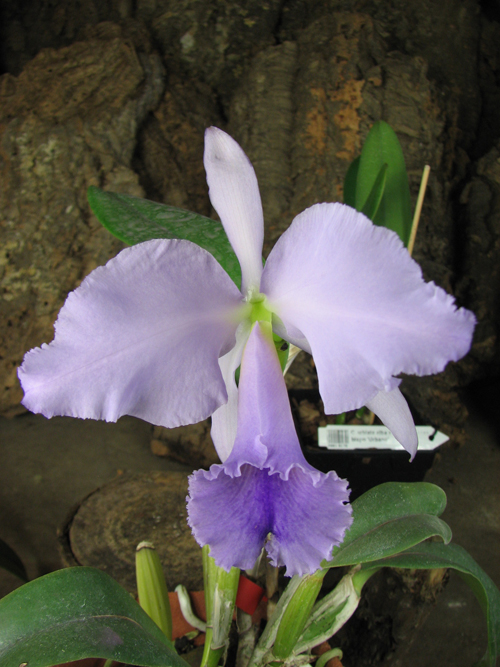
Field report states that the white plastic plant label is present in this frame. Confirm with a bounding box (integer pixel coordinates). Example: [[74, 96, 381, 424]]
[[317, 425, 449, 451]]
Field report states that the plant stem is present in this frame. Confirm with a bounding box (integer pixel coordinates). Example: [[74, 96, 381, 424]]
[[201, 631, 224, 667]]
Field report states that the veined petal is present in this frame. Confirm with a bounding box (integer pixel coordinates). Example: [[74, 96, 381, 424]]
[[187, 323, 352, 577], [365, 387, 418, 459], [261, 203, 476, 414], [19, 239, 244, 428], [204, 127, 264, 294], [210, 320, 252, 462]]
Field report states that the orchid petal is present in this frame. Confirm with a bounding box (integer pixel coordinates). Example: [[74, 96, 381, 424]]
[[365, 387, 418, 459], [19, 239, 244, 428], [210, 320, 252, 462], [204, 127, 264, 294], [261, 203, 476, 414], [188, 323, 352, 577]]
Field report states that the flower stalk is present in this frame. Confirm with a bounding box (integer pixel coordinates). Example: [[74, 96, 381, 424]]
[[272, 570, 326, 660], [201, 546, 240, 667]]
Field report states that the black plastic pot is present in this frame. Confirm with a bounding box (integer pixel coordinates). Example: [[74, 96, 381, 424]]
[[290, 389, 439, 501]]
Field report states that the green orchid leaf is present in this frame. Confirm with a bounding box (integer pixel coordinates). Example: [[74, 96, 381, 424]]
[[0, 537, 27, 582], [87, 186, 241, 288], [324, 482, 451, 568], [359, 542, 500, 667], [355, 121, 412, 245], [343, 155, 360, 207], [361, 162, 388, 221], [326, 514, 451, 568], [344, 482, 447, 540], [0, 566, 189, 667]]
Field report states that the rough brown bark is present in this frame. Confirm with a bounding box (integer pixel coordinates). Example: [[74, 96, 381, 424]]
[[0, 23, 164, 413]]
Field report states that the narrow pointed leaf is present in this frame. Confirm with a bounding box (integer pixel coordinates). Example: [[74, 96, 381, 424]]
[[359, 542, 500, 667], [273, 569, 325, 659], [324, 482, 450, 567], [343, 482, 447, 540], [87, 186, 241, 287], [0, 567, 189, 667], [343, 156, 360, 207], [248, 576, 305, 667], [355, 121, 412, 244], [361, 162, 388, 221], [0, 538, 27, 582]]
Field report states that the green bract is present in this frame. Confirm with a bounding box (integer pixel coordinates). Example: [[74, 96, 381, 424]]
[[136, 542, 173, 641]]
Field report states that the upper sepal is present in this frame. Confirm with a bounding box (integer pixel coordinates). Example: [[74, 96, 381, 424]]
[[204, 127, 264, 294]]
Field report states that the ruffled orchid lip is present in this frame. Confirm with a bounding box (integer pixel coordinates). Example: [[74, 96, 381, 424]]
[[188, 322, 353, 577]]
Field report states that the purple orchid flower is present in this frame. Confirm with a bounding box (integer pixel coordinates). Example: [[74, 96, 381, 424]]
[[18, 127, 475, 464], [187, 321, 352, 577]]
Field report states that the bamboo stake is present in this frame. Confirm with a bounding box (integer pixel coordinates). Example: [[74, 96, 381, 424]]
[[407, 164, 431, 257]]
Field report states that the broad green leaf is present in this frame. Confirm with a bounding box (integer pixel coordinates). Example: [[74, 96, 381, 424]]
[[355, 121, 412, 245], [343, 156, 360, 207], [359, 542, 500, 667], [326, 514, 451, 567], [324, 482, 450, 567], [87, 187, 241, 288], [0, 566, 189, 667], [361, 162, 388, 221], [344, 482, 447, 540], [0, 537, 27, 582]]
